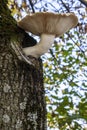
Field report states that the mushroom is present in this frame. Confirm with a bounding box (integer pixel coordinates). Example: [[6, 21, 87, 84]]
[[18, 12, 78, 58]]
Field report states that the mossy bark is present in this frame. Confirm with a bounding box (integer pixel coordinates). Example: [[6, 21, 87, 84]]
[[0, 0, 47, 130]]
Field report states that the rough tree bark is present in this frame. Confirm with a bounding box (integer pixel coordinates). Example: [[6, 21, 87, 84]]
[[0, 0, 47, 130]]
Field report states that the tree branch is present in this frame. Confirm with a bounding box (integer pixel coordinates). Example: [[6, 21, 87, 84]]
[[61, 0, 70, 12], [78, 0, 87, 7], [28, 0, 35, 13]]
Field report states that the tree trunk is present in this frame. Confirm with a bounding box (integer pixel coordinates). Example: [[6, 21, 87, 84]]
[[0, 1, 46, 130]]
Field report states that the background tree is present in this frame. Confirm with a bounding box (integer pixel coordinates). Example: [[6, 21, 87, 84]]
[[0, 0, 87, 130]]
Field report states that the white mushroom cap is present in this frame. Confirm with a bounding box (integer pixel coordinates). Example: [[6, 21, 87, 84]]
[[18, 12, 78, 37]]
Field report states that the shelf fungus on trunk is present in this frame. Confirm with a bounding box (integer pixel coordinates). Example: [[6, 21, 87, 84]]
[[18, 12, 78, 58]]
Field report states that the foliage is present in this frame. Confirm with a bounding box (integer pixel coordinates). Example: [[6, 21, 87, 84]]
[[7, 0, 87, 129]]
